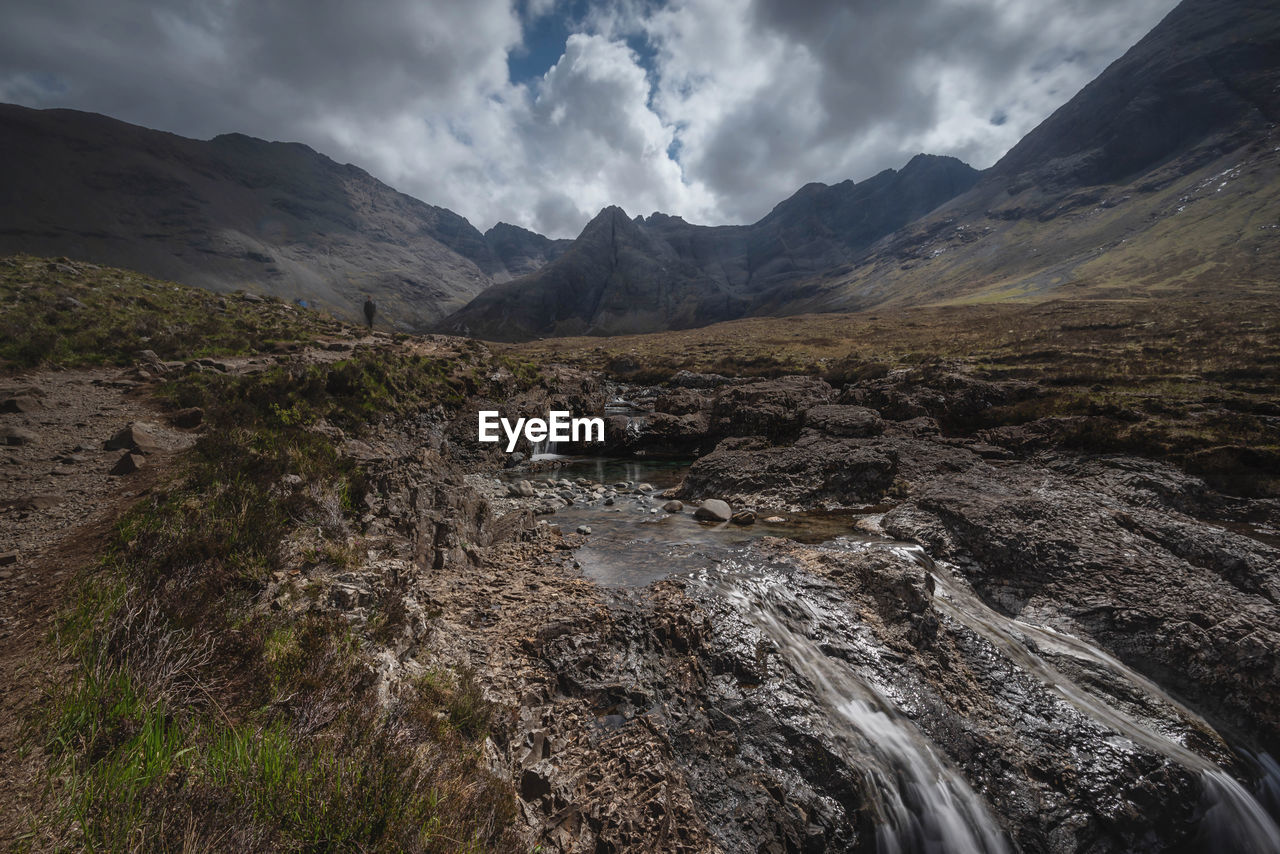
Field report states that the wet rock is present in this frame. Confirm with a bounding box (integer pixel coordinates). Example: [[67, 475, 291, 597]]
[[110, 452, 145, 475], [694, 499, 733, 522], [576, 525, 592, 535], [509, 480, 536, 498], [730, 510, 756, 526], [663, 500, 684, 513], [882, 456, 1280, 747]]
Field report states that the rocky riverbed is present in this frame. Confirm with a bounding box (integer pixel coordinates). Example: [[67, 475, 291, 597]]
[[284, 363, 1280, 852]]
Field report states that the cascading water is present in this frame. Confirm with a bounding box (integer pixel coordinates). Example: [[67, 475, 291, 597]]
[[881, 542, 1280, 854], [699, 567, 1012, 854]]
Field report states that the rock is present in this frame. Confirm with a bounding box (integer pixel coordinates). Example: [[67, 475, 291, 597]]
[[557, 489, 576, 503], [167, 407, 204, 429], [1, 426, 36, 446], [4, 494, 60, 510], [663, 500, 684, 512], [506, 451, 527, 466], [709, 376, 835, 442], [576, 525, 592, 535], [694, 499, 733, 523], [803, 405, 884, 438], [110, 452, 145, 475], [670, 370, 732, 389], [730, 510, 757, 525], [241, 292, 265, 303], [763, 516, 787, 524], [635, 483, 654, 493], [280, 474, 304, 488], [137, 349, 162, 365], [104, 423, 163, 454], [508, 480, 537, 498], [603, 497, 615, 506], [0, 552, 17, 566], [679, 434, 898, 506], [1, 396, 42, 414]]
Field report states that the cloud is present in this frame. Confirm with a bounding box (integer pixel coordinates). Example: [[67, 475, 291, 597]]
[[0, 0, 1179, 237]]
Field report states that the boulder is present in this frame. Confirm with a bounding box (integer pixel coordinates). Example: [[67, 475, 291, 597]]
[[663, 500, 684, 513], [803, 405, 884, 438], [1, 426, 36, 446], [730, 510, 757, 526], [709, 376, 835, 442], [1, 396, 42, 414], [678, 434, 898, 506], [104, 423, 163, 454], [110, 452, 145, 475], [694, 499, 733, 523]]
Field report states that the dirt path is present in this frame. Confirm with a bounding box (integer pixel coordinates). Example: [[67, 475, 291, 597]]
[[0, 366, 203, 845], [0, 336, 431, 845]]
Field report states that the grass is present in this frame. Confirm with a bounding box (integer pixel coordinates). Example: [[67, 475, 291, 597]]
[[0, 254, 350, 370], [510, 296, 1280, 495], [18, 303, 532, 851]]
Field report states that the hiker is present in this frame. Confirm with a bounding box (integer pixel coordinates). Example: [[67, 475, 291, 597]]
[[363, 296, 376, 330]]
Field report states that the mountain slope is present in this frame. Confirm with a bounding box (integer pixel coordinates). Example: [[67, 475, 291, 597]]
[[445, 154, 980, 340], [0, 104, 544, 329], [801, 0, 1280, 313]]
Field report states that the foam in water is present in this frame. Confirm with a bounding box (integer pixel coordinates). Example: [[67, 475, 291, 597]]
[[886, 543, 1280, 853], [704, 569, 1011, 854]]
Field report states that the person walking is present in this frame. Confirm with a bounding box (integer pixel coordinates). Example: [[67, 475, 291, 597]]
[[363, 295, 376, 330]]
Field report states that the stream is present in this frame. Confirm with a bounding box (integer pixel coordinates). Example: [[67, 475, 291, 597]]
[[508, 457, 1280, 852]]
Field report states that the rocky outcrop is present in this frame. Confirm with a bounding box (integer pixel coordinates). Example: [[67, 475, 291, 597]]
[[678, 434, 898, 508], [881, 454, 1280, 752]]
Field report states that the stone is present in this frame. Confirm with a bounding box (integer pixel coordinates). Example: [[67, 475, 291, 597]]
[[509, 480, 536, 498], [635, 483, 654, 493], [763, 516, 787, 524], [168, 407, 204, 429], [1, 396, 42, 414], [694, 499, 732, 523], [1, 427, 36, 446], [110, 452, 145, 475], [6, 494, 60, 510], [730, 510, 757, 525], [0, 552, 17, 566], [663, 500, 684, 513], [576, 525, 592, 535], [803, 405, 885, 438], [104, 423, 163, 454]]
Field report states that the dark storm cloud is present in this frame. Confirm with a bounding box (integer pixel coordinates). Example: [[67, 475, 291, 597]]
[[0, 0, 1180, 236]]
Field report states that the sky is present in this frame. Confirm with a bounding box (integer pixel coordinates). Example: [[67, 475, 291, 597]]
[[0, 0, 1180, 238]]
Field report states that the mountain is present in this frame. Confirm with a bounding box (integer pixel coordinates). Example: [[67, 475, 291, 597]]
[[445, 154, 980, 340], [0, 104, 552, 329], [796, 0, 1280, 314], [449, 0, 1280, 341], [483, 222, 574, 279]]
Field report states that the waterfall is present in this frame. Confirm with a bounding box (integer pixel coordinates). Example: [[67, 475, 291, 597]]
[[700, 568, 1012, 854], [885, 543, 1280, 854]]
